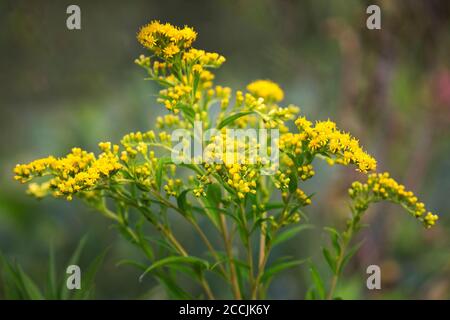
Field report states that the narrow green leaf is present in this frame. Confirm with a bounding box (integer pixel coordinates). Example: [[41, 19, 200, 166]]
[[322, 247, 337, 274], [264, 202, 284, 210], [155, 159, 164, 191], [272, 224, 314, 247], [176, 189, 191, 214], [136, 219, 154, 260], [324, 227, 341, 255], [206, 183, 222, 204], [17, 265, 44, 300], [155, 273, 192, 300], [74, 248, 108, 299], [288, 171, 298, 193], [261, 259, 305, 284], [139, 256, 210, 282], [47, 244, 57, 299], [192, 73, 200, 95], [305, 286, 316, 300], [217, 111, 253, 129], [338, 240, 365, 274], [116, 259, 147, 271], [61, 235, 88, 300], [309, 264, 325, 300], [0, 253, 27, 299]]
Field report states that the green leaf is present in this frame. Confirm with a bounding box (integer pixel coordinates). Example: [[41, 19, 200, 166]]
[[155, 272, 192, 299], [176, 189, 191, 214], [206, 183, 222, 204], [155, 160, 164, 191], [179, 104, 195, 123], [305, 286, 316, 300], [136, 219, 154, 260], [116, 259, 148, 271], [46, 244, 57, 299], [0, 252, 42, 300], [154, 157, 173, 192], [16, 265, 44, 300], [309, 264, 325, 300], [0, 253, 20, 299], [139, 256, 210, 282], [324, 227, 341, 256], [61, 235, 88, 300], [272, 224, 314, 247], [192, 73, 200, 96], [264, 202, 284, 210], [75, 248, 109, 299], [74, 248, 108, 300], [288, 171, 298, 193], [322, 247, 337, 274], [261, 259, 305, 284], [217, 111, 254, 129], [338, 240, 365, 274]]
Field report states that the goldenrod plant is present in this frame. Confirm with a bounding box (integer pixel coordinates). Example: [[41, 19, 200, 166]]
[[13, 21, 439, 300]]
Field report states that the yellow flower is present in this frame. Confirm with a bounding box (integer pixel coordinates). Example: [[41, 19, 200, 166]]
[[247, 80, 284, 103], [137, 21, 197, 57], [163, 43, 180, 58], [288, 117, 377, 173], [14, 147, 122, 200], [349, 172, 439, 228]]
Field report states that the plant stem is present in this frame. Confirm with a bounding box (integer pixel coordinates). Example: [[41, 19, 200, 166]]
[[252, 242, 271, 299], [151, 190, 227, 276], [257, 176, 270, 286], [103, 193, 215, 299], [189, 217, 227, 277], [326, 232, 351, 300], [239, 203, 255, 299], [326, 205, 364, 300], [199, 273, 215, 300], [219, 212, 242, 299]]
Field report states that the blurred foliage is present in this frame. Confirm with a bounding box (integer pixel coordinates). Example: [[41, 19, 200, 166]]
[[0, 0, 449, 299], [0, 236, 106, 299]]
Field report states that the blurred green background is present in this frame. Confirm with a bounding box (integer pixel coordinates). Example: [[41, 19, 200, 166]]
[[0, 0, 449, 299]]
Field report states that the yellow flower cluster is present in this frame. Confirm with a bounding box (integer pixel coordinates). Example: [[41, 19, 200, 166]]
[[214, 86, 232, 109], [183, 48, 226, 68], [274, 170, 290, 189], [137, 20, 197, 58], [193, 174, 210, 197], [14, 156, 58, 182], [349, 172, 439, 228], [298, 164, 315, 181], [261, 104, 300, 129], [247, 80, 284, 103], [156, 114, 187, 129], [294, 188, 312, 205], [289, 117, 377, 173], [134, 54, 151, 69], [158, 84, 193, 113], [121, 130, 171, 164], [225, 163, 258, 199], [164, 178, 182, 197], [14, 147, 122, 200]]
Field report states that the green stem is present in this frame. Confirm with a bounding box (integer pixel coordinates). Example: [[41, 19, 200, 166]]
[[326, 230, 352, 300], [219, 212, 242, 299], [239, 203, 255, 299], [326, 205, 365, 300]]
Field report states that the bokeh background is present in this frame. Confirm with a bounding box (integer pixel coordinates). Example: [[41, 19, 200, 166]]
[[1, 0, 449, 299]]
